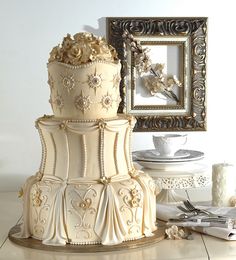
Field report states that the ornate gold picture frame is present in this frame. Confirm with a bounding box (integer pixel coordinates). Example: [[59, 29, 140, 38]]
[[106, 17, 207, 131]]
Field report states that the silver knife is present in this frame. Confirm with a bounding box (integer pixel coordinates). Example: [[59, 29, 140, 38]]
[[168, 217, 234, 228]]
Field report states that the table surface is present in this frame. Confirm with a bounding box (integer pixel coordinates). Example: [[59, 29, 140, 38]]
[[1, 189, 236, 260]]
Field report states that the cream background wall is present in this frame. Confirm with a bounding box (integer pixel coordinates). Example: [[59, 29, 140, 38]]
[[0, 0, 235, 191]]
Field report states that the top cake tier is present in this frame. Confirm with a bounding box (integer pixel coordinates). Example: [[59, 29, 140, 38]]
[[47, 32, 121, 120]]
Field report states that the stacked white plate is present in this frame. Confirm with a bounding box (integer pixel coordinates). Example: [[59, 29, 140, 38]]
[[133, 149, 205, 171]]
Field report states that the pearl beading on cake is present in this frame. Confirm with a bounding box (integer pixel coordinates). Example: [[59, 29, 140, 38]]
[[48, 60, 119, 70], [124, 127, 130, 171], [82, 134, 87, 177], [64, 130, 70, 180], [128, 118, 135, 170], [49, 132, 57, 176], [99, 120, 106, 178], [40, 114, 124, 123], [69, 241, 100, 245], [68, 235, 144, 245], [114, 132, 119, 174], [37, 125, 47, 174]]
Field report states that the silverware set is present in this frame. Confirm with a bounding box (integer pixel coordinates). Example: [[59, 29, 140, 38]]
[[168, 200, 235, 228], [177, 200, 224, 219]]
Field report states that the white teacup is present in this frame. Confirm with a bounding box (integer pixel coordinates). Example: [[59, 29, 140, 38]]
[[152, 134, 187, 157]]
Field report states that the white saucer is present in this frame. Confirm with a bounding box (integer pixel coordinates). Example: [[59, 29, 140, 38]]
[[133, 149, 204, 163], [138, 161, 209, 173], [149, 150, 190, 159]]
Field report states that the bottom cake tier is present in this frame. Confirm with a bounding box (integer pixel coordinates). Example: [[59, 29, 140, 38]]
[[18, 170, 157, 246]]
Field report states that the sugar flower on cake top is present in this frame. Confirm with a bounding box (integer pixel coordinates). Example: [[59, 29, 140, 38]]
[[48, 32, 119, 65]]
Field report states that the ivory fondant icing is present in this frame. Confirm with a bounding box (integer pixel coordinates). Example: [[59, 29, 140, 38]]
[[19, 32, 157, 246], [27, 172, 156, 245], [35, 116, 134, 180], [48, 61, 121, 119]]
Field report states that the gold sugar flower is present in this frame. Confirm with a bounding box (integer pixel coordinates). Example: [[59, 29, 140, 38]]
[[32, 187, 42, 207], [99, 176, 110, 185], [33, 198, 42, 207], [48, 32, 119, 65], [131, 188, 138, 197], [130, 187, 142, 208], [68, 43, 82, 58], [165, 225, 191, 240], [131, 197, 141, 208], [61, 34, 73, 50], [18, 187, 24, 198], [79, 198, 92, 210], [98, 119, 107, 129], [48, 46, 63, 63]]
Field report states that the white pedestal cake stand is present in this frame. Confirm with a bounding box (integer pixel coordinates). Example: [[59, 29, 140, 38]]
[[141, 163, 211, 204]]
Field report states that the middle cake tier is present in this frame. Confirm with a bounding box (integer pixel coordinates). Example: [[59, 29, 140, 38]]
[[36, 115, 135, 180]]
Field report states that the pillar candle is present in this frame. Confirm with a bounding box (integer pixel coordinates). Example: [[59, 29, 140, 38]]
[[212, 163, 236, 206]]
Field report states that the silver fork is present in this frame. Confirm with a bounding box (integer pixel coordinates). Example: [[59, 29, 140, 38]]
[[177, 205, 198, 218], [183, 200, 224, 218], [177, 205, 189, 213], [177, 205, 210, 219]]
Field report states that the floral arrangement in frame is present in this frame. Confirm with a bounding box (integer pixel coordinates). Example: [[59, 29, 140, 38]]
[[106, 17, 207, 131]]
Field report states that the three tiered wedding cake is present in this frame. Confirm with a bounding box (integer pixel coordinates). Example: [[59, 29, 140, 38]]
[[19, 32, 157, 246]]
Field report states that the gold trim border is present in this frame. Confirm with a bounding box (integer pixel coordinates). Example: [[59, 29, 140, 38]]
[[8, 225, 165, 253]]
